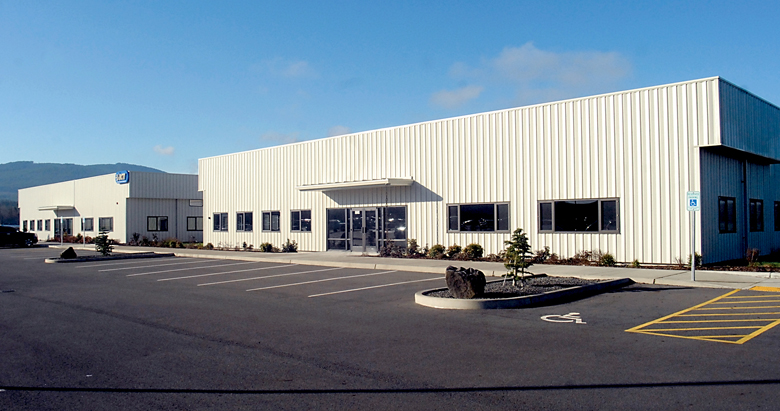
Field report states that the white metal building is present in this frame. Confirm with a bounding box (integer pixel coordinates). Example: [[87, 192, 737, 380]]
[[200, 77, 779, 264], [18, 172, 204, 244]]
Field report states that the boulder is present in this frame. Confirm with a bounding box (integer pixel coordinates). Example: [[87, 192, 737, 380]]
[[445, 266, 486, 299], [60, 247, 78, 259]]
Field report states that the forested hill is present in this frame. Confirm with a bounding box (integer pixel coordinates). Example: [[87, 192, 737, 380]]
[[0, 161, 164, 201]]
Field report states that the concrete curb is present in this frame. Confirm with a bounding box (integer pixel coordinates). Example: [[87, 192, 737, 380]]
[[45, 252, 176, 264], [414, 277, 634, 309]]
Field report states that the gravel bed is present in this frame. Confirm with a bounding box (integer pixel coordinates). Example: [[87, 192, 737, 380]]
[[426, 275, 600, 299]]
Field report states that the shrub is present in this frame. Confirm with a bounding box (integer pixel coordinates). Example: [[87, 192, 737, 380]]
[[572, 250, 593, 265], [406, 239, 422, 257], [445, 244, 462, 259], [746, 248, 760, 266], [259, 242, 274, 252], [130, 232, 140, 246], [599, 252, 616, 267], [380, 242, 404, 257], [94, 231, 113, 256], [205, 243, 214, 250], [282, 239, 298, 253], [428, 244, 445, 259], [463, 243, 484, 260], [630, 259, 641, 268], [532, 246, 551, 264], [688, 253, 703, 268]]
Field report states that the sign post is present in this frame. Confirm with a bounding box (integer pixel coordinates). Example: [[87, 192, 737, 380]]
[[686, 191, 701, 281]]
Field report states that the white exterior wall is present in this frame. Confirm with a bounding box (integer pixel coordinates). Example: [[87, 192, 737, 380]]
[[18, 172, 202, 243], [200, 77, 761, 264], [19, 174, 129, 242]]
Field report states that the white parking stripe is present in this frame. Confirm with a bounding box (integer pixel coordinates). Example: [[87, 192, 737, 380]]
[[157, 264, 297, 281], [198, 267, 342, 286], [99, 259, 211, 272], [81, 258, 195, 268], [246, 270, 398, 292], [126, 261, 260, 277], [308, 277, 441, 297]]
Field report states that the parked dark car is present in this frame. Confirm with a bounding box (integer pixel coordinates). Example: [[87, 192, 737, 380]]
[[0, 226, 38, 247]]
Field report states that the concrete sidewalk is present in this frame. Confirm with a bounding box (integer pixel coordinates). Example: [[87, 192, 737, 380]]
[[47, 243, 780, 290]]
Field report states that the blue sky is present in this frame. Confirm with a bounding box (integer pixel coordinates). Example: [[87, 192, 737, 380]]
[[2, 0, 779, 174]]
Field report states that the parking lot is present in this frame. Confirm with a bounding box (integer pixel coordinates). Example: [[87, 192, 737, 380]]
[[2, 246, 780, 410]]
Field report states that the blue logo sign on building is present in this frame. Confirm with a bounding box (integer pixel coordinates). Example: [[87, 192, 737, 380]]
[[115, 171, 130, 184]]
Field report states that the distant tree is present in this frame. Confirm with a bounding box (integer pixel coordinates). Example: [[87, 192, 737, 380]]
[[0, 200, 19, 225]]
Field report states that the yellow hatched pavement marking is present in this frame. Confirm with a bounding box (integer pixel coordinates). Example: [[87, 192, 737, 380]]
[[626, 289, 780, 344], [750, 286, 780, 293]]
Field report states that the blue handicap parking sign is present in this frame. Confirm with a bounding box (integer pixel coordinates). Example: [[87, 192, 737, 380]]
[[689, 199, 697, 207]]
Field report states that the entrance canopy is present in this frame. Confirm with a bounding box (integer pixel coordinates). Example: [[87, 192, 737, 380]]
[[296, 177, 414, 192], [38, 205, 75, 211]]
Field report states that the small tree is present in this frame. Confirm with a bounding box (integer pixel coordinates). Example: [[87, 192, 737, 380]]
[[503, 228, 533, 286], [94, 231, 113, 256]]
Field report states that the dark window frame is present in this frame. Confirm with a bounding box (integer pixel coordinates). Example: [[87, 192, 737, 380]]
[[749, 199, 764, 232], [236, 211, 253, 232], [262, 211, 281, 232], [538, 198, 620, 234], [290, 209, 312, 232], [213, 213, 228, 232], [147, 216, 169, 232], [775, 201, 780, 232], [718, 196, 737, 233], [82, 217, 94, 232], [446, 202, 511, 233], [98, 217, 113, 232], [187, 216, 203, 231]]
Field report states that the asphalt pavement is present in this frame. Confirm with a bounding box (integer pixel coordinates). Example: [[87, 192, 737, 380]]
[[2, 245, 779, 410]]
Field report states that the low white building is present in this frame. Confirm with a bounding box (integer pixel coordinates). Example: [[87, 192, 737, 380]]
[[18, 171, 203, 244], [194, 77, 777, 264]]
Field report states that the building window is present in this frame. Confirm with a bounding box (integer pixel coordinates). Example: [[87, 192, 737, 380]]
[[263, 211, 280, 231], [236, 212, 253, 232], [37, 220, 43, 231], [147, 216, 169, 232], [187, 216, 203, 231], [291, 210, 312, 232], [98, 217, 113, 232], [45, 219, 50, 231], [189, 199, 203, 207], [447, 203, 510, 232], [538, 199, 620, 233], [23, 221, 28, 231], [750, 199, 764, 232], [718, 197, 737, 233], [213, 213, 228, 231], [82, 218, 94, 232], [775, 202, 780, 232]]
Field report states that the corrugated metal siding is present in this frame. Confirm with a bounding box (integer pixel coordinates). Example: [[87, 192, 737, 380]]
[[719, 79, 780, 160], [700, 149, 744, 262], [126, 198, 203, 243], [200, 77, 731, 263], [129, 172, 201, 200]]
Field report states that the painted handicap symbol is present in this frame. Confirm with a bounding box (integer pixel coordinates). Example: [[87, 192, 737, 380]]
[[540, 312, 586, 324]]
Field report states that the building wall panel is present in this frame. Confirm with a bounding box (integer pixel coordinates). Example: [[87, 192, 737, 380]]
[[198, 77, 778, 264]]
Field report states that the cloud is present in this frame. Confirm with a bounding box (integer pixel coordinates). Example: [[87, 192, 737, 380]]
[[254, 58, 318, 79], [153, 145, 175, 156], [447, 42, 632, 105], [429, 85, 484, 109], [327, 125, 351, 137], [260, 131, 301, 145]]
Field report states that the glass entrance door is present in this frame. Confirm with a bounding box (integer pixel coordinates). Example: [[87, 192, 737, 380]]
[[350, 208, 378, 254]]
